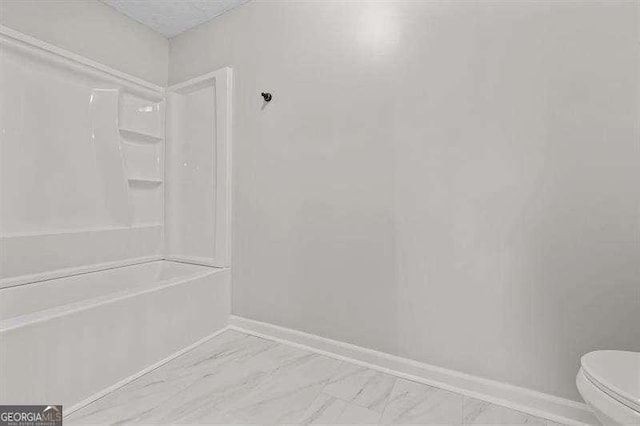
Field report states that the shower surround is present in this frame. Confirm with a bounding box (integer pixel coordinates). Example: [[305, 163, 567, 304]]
[[0, 26, 232, 409]]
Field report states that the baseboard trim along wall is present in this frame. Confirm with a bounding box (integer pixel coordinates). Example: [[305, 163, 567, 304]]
[[62, 315, 597, 425], [229, 315, 597, 426]]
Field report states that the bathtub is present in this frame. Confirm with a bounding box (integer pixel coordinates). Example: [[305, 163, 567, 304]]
[[0, 260, 230, 409]]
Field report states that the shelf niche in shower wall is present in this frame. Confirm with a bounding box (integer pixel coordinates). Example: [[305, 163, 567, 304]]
[[166, 68, 232, 268], [119, 128, 163, 143], [118, 92, 165, 227], [119, 93, 164, 139], [122, 141, 163, 181]]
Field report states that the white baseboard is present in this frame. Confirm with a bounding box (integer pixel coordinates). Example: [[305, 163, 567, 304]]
[[229, 315, 597, 426], [64, 326, 231, 417]]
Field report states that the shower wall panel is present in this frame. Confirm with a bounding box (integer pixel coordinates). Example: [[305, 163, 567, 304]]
[[166, 69, 231, 268], [0, 30, 166, 286]]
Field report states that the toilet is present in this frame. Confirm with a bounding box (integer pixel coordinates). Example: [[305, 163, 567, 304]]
[[576, 350, 640, 425]]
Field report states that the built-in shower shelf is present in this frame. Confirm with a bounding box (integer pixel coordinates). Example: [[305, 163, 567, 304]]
[[119, 128, 163, 143], [128, 177, 163, 186]]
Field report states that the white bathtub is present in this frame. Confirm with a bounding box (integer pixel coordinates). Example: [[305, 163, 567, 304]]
[[0, 260, 230, 409]]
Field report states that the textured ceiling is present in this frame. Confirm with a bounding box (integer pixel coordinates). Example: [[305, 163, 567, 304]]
[[101, 0, 249, 38]]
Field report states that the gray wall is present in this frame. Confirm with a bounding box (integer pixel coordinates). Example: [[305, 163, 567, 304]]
[[170, 0, 640, 401], [0, 0, 168, 86]]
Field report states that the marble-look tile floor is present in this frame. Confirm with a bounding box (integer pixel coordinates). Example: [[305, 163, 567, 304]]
[[68, 330, 565, 425]]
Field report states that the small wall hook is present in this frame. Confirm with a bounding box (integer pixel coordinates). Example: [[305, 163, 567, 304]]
[[261, 92, 272, 102]]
